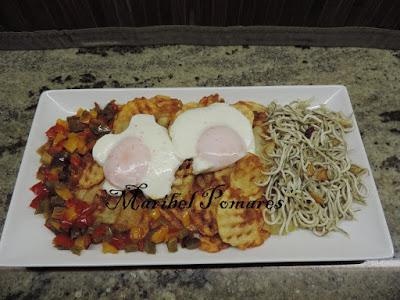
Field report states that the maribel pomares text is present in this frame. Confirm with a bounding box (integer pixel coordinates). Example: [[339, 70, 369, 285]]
[[106, 184, 284, 211]]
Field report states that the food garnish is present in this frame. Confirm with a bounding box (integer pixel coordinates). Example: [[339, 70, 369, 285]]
[[259, 101, 367, 236]]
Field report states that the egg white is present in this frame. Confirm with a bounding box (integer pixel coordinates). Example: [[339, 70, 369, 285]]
[[93, 114, 182, 199], [169, 103, 255, 174]]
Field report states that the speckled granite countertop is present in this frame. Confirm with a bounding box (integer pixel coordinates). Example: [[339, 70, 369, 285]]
[[0, 45, 399, 299]]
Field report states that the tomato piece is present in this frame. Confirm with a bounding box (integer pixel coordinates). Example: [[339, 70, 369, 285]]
[[53, 234, 74, 249]]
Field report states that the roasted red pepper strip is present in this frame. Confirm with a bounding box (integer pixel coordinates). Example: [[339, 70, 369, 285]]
[[53, 234, 74, 249], [29, 182, 49, 209], [30, 182, 47, 195], [65, 199, 96, 229], [30, 195, 42, 209], [92, 224, 108, 243], [110, 233, 131, 250]]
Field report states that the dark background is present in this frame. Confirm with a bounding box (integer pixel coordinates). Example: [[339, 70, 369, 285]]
[[1, 0, 400, 31]]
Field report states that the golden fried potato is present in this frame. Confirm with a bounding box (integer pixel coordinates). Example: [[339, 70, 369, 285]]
[[113, 204, 144, 232], [199, 235, 229, 253], [169, 208, 196, 232], [229, 153, 266, 200], [213, 165, 234, 187], [75, 184, 102, 204], [253, 126, 275, 164], [179, 102, 200, 114], [198, 94, 224, 106], [193, 172, 215, 190], [233, 100, 268, 127], [190, 192, 219, 237], [171, 94, 224, 122], [113, 95, 182, 133], [171, 160, 194, 201], [78, 162, 104, 188], [159, 209, 184, 230], [232, 101, 254, 124], [217, 190, 269, 249], [95, 198, 122, 224]]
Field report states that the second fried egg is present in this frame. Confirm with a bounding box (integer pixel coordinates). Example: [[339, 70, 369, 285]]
[[169, 103, 255, 174]]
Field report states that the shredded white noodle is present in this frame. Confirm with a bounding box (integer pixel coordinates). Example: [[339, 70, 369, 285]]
[[259, 101, 367, 236]]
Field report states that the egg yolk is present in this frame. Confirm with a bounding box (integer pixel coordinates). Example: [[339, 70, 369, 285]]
[[196, 126, 247, 169], [103, 136, 151, 189]]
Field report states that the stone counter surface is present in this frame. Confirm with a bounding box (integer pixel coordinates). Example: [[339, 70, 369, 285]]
[[0, 45, 399, 299]]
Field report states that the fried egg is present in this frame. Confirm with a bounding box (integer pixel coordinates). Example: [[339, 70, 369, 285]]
[[93, 114, 182, 199], [169, 103, 255, 174]]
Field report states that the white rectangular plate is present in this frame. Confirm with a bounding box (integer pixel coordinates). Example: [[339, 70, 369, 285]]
[[0, 86, 393, 267]]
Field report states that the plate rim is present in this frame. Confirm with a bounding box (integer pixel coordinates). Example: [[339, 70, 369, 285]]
[[0, 85, 394, 267]]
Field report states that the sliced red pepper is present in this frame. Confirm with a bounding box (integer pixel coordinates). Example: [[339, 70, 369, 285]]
[[110, 233, 131, 250], [30, 182, 47, 195], [76, 205, 96, 228], [60, 219, 73, 231], [65, 199, 96, 229], [29, 182, 49, 209], [75, 212, 95, 229], [29, 195, 42, 209], [91, 224, 109, 243], [53, 234, 74, 249]]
